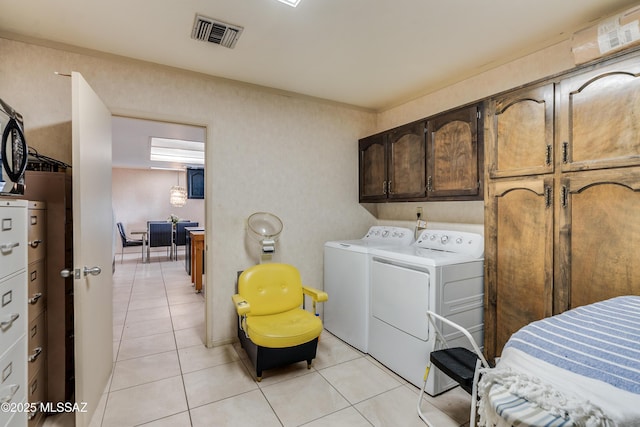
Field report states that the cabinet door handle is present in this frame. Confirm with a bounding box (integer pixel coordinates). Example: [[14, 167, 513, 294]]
[[28, 347, 43, 363], [0, 384, 19, 403], [0, 313, 19, 329], [0, 242, 19, 253], [544, 186, 552, 208], [388, 181, 392, 194], [382, 180, 387, 195], [29, 239, 43, 248], [28, 293, 43, 305], [427, 176, 433, 192], [545, 144, 552, 166]]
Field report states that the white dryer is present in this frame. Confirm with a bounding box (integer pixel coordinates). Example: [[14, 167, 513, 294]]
[[368, 228, 484, 395], [323, 226, 413, 353]]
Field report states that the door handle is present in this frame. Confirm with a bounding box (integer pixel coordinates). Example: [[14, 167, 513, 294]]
[[29, 239, 43, 248], [60, 268, 74, 278], [83, 266, 102, 276], [61, 266, 102, 277]]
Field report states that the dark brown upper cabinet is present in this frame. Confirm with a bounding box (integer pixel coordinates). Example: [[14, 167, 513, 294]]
[[359, 120, 427, 202], [426, 104, 483, 200], [359, 104, 483, 203]]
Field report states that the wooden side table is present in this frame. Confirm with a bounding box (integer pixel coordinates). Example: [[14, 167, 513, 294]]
[[190, 230, 205, 293]]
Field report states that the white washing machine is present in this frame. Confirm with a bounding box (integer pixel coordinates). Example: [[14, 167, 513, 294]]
[[323, 226, 414, 353], [368, 228, 484, 395]]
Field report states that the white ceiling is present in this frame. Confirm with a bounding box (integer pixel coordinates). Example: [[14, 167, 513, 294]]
[[1, 0, 638, 111], [111, 116, 206, 170]]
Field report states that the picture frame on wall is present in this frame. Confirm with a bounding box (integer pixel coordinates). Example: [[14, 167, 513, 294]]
[[187, 167, 204, 199]]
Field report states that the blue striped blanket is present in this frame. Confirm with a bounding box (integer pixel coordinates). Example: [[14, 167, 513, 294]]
[[477, 296, 640, 426], [504, 295, 640, 395]]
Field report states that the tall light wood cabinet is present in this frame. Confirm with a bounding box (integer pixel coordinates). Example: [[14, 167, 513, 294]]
[[484, 51, 640, 360]]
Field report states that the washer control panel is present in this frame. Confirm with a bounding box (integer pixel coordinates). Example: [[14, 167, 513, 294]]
[[415, 229, 484, 258], [363, 226, 414, 244]]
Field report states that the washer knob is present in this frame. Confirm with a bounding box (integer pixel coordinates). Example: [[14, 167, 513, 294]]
[[441, 235, 449, 244], [456, 237, 463, 244]]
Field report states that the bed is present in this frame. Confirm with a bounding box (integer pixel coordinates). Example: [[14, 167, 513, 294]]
[[477, 295, 640, 427]]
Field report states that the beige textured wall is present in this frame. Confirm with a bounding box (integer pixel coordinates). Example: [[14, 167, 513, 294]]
[[0, 37, 376, 345], [0, 35, 581, 345], [112, 168, 205, 251]]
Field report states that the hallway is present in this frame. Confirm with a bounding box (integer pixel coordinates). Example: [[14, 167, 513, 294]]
[[47, 254, 471, 426]]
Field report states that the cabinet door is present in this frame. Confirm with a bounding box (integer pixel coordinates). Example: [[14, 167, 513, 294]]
[[358, 133, 387, 202], [558, 57, 640, 172], [487, 84, 554, 178], [387, 121, 426, 200], [485, 176, 553, 359], [557, 168, 640, 312], [427, 104, 481, 200]]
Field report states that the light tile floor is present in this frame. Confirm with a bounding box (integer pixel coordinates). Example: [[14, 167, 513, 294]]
[[45, 253, 471, 427]]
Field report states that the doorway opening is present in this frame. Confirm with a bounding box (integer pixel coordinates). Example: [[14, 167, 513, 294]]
[[111, 114, 208, 336]]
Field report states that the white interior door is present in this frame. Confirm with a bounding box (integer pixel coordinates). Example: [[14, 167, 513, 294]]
[[71, 71, 113, 427]]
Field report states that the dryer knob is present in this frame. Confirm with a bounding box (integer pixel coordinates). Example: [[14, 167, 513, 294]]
[[456, 237, 463, 244], [441, 235, 449, 244]]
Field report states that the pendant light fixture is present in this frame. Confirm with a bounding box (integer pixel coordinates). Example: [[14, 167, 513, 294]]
[[169, 171, 188, 207]]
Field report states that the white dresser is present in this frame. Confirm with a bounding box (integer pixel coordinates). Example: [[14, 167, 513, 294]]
[[0, 199, 28, 427]]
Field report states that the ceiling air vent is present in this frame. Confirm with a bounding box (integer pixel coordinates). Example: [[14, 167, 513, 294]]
[[191, 14, 243, 49]]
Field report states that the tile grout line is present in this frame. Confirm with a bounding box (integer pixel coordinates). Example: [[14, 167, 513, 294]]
[[160, 258, 195, 427]]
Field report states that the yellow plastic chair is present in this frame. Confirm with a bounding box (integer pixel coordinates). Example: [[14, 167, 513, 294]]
[[232, 263, 328, 381]]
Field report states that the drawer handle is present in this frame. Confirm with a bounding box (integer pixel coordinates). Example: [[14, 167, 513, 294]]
[[28, 347, 43, 363], [0, 313, 19, 329], [0, 384, 19, 404], [28, 403, 40, 420], [29, 239, 43, 248], [0, 242, 19, 253], [28, 293, 43, 305]]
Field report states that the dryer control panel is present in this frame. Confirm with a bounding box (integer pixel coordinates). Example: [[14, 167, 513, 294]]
[[415, 229, 484, 258], [363, 226, 413, 245]]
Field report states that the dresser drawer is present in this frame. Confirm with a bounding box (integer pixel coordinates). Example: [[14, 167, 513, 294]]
[[0, 336, 27, 427], [27, 364, 45, 408], [0, 272, 26, 354], [27, 204, 45, 263], [0, 201, 27, 281], [27, 261, 45, 322], [27, 313, 46, 379]]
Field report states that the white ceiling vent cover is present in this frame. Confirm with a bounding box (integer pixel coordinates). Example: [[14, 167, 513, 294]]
[[191, 14, 243, 49]]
